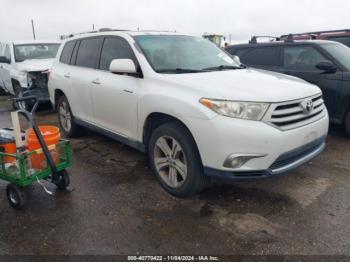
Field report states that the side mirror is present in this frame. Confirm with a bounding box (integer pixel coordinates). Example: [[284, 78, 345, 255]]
[[0, 56, 10, 64], [232, 55, 241, 65], [109, 59, 137, 74], [315, 61, 337, 73]]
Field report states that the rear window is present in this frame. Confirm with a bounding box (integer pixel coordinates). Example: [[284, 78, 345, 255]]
[[60, 41, 76, 64], [240, 47, 280, 66], [75, 38, 101, 68]]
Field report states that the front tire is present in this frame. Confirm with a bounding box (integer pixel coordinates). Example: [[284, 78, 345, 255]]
[[57, 95, 82, 137], [345, 110, 350, 136], [148, 122, 208, 197]]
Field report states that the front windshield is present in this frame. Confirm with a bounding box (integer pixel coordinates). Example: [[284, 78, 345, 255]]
[[322, 42, 350, 71], [134, 35, 241, 73], [14, 44, 60, 62]]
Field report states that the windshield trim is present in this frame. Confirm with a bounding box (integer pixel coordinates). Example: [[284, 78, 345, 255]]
[[14, 43, 61, 62]]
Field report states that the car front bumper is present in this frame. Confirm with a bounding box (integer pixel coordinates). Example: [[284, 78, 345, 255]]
[[184, 111, 329, 179]]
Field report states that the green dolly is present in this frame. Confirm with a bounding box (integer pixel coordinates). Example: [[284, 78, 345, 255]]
[[0, 96, 73, 210]]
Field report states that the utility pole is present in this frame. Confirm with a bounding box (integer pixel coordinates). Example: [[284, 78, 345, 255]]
[[93, 24, 95, 30], [31, 19, 36, 40]]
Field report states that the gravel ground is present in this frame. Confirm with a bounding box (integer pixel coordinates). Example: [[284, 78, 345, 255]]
[[0, 96, 349, 255]]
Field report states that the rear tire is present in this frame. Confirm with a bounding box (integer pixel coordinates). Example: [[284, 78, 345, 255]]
[[57, 95, 82, 138], [345, 110, 350, 136], [54, 170, 70, 190], [148, 122, 209, 197], [6, 184, 27, 210]]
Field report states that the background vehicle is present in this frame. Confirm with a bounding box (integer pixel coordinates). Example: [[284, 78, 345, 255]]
[[202, 33, 225, 47], [49, 30, 328, 197], [0, 40, 61, 110], [280, 29, 350, 47], [226, 38, 350, 135]]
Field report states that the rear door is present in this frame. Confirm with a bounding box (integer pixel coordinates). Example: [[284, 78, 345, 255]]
[[281, 45, 342, 120], [91, 36, 140, 138], [52, 39, 76, 105], [69, 37, 103, 124]]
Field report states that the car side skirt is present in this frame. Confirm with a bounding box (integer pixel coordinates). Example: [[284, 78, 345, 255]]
[[75, 118, 146, 152]]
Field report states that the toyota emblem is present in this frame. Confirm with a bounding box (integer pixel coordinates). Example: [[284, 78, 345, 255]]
[[301, 99, 314, 114]]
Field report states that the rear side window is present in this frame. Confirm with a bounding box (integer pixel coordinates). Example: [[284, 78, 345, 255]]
[[233, 48, 249, 58], [60, 41, 76, 64], [226, 47, 248, 58], [75, 38, 101, 68], [283, 46, 327, 71], [99, 37, 136, 71], [240, 47, 280, 66]]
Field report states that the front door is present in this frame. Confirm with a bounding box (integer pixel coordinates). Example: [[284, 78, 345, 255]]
[[281, 45, 342, 121], [91, 36, 140, 139]]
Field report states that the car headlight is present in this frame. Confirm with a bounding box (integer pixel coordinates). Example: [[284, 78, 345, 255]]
[[200, 98, 269, 121]]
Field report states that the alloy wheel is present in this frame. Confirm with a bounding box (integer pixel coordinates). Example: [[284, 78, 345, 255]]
[[154, 136, 188, 188], [59, 101, 72, 132]]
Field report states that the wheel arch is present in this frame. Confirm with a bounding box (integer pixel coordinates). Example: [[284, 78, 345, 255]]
[[54, 89, 66, 110], [142, 112, 203, 165]]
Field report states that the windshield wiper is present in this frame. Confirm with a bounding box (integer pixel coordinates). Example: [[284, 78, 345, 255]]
[[156, 68, 208, 74], [203, 65, 245, 71]]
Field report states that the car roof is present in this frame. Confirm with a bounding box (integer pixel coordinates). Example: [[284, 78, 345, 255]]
[[11, 40, 61, 45], [227, 39, 338, 49], [62, 30, 191, 41]]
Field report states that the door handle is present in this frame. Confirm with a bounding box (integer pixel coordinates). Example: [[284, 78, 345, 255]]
[[64, 73, 71, 78], [92, 78, 101, 85]]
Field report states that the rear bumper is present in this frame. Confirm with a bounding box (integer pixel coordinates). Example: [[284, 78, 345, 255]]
[[204, 136, 326, 180]]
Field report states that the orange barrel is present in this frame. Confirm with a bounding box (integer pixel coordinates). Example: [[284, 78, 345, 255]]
[[27, 126, 61, 169], [0, 138, 17, 163]]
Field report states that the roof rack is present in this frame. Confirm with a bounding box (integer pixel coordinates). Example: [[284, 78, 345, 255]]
[[281, 29, 350, 39], [60, 28, 128, 40], [249, 36, 281, 44]]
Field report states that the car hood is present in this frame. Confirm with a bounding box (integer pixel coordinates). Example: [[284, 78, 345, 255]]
[[160, 68, 321, 103], [16, 58, 54, 72]]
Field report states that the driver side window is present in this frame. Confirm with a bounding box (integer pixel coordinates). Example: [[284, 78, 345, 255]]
[[283, 46, 326, 71]]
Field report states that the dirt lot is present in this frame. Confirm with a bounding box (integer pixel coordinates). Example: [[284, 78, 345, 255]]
[[0, 95, 349, 255]]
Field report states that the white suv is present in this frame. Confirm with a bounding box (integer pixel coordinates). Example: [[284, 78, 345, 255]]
[[49, 30, 329, 197]]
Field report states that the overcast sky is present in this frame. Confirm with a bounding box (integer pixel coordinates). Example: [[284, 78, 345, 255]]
[[0, 0, 349, 43]]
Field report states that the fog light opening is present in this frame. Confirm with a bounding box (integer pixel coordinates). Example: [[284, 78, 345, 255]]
[[223, 154, 266, 168]]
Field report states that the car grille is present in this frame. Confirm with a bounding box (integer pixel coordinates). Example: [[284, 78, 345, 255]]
[[265, 94, 326, 130]]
